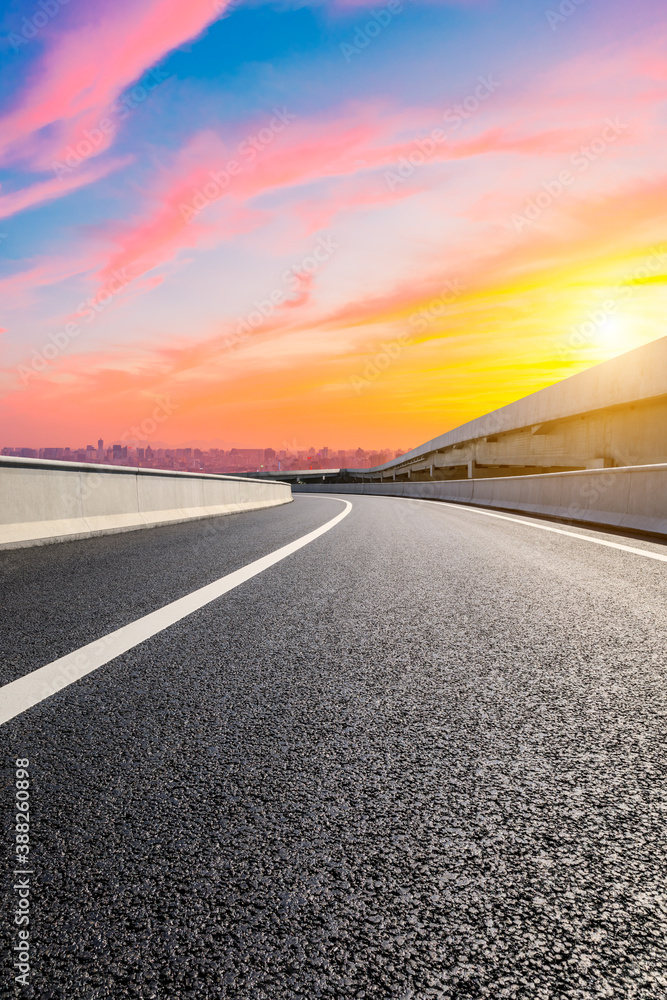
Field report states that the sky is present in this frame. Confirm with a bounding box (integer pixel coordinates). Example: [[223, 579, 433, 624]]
[[0, 0, 665, 451]]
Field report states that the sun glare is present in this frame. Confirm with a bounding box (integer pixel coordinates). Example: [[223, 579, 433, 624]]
[[595, 312, 634, 354]]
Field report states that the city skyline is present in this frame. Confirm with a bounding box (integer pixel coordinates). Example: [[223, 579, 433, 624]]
[[1, 439, 405, 472]]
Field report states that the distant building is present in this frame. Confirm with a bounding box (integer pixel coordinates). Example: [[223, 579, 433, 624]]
[[230, 448, 264, 467], [1, 447, 38, 458]]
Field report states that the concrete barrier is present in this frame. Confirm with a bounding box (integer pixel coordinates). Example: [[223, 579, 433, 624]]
[[294, 464, 667, 538], [0, 457, 292, 549]]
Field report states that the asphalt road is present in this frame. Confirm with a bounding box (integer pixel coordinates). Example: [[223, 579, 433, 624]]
[[1, 493, 667, 999]]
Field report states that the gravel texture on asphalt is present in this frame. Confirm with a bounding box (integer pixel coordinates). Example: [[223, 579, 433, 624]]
[[0, 495, 331, 687], [1, 494, 666, 999]]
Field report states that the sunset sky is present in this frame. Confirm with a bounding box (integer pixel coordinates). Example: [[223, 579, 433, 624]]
[[0, 0, 665, 450]]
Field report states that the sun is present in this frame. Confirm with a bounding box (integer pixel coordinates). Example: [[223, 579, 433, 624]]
[[595, 312, 634, 354]]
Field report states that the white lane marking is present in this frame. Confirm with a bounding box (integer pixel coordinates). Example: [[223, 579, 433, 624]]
[[397, 495, 667, 563], [0, 498, 352, 727]]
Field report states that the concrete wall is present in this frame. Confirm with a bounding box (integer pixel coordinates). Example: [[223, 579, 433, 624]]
[[0, 457, 292, 549], [294, 464, 667, 538]]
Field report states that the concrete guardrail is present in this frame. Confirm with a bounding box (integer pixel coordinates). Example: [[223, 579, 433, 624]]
[[294, 464, 667, 538], [0, 457, 292, 549]]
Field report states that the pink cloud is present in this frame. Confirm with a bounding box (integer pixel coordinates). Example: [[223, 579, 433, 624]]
[[0, 256, 93, 310], [84, 117, 391, 296], [280, 272, 315, 310], [292, 175, 419, 237], [0, 156, 132, 221], [83, 108, 603, 303], [509, 25, 667, 122], [0, 0, 227, 169]]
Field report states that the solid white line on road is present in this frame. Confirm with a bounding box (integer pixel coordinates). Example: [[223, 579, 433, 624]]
[[400, 496, 667, 562], [0, 498, 353, 728]]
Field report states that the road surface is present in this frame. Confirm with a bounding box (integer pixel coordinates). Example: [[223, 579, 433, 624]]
[[1, 494, 666, 999]]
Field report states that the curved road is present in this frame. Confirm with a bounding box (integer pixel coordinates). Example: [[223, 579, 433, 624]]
[[1, 494, 666, 999]]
